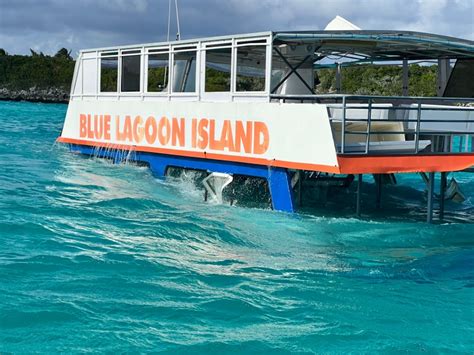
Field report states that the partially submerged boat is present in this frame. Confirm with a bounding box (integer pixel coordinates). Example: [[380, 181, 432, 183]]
[[57, 22, 474, 222]]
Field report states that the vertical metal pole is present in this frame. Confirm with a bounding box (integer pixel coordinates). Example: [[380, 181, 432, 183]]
[[402, 58, 409, 96], [439, 172, 446, 221], [427, 172, 435, 223], [356, 174, 362, 217], [336, 63, 342, 94], [297, 171, 303, 207], [175, 0, 181, 40], [437, 59, 442, 97], [365, 99, 372, 154], [341, 95, 346, 154], [415, 102, 421, 153], [437, 59, 450, 97], [375, 174, 382, 209]]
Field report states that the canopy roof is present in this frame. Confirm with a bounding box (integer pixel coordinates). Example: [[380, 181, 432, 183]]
[[273, 30, 474, 61]]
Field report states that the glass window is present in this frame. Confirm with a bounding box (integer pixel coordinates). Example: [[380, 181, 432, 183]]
[[121, 55, 141, 92], [236, 45, 266, 92], [147, 53, 169, 92], [205, 48, 231, 92], [172, 51, 196, 93], [100, 56, 118, 92]]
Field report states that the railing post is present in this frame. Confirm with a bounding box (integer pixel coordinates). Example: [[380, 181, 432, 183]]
[[341, 96, 346, 154], [415, 102, 422, 154], [365, 99, 372, 154]]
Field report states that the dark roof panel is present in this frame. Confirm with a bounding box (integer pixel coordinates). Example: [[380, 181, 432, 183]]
[[273, 30, 474, 60]]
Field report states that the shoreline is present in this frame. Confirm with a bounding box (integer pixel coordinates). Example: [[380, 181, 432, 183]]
[[0, 87, 69, 104]]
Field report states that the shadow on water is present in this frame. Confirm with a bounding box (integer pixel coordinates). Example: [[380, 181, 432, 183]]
[[298, 174, 474, 224]]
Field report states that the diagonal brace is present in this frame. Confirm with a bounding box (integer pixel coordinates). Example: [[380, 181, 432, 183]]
[[272, 47, 315, 94]]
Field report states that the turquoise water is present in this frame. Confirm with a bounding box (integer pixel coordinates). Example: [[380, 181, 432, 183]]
[[0, 101, 473, 353]]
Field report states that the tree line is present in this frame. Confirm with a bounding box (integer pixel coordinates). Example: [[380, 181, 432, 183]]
[[0, 48, 75, 91], [0, 48, 437, 96]]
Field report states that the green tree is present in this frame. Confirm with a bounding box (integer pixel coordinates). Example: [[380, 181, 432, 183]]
[[54, 48, 73, 61]]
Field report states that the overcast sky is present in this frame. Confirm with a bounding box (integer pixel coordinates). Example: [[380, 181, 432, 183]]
[[0, 0, 473, 56]]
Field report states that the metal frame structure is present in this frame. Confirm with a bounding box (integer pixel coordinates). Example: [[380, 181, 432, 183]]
[[70, 32, 273, 103], [271, 94, 474, 156]]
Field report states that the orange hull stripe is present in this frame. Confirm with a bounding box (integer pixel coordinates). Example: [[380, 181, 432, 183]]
[[56, 137, 341, 174], [338, 155, 474, 174]]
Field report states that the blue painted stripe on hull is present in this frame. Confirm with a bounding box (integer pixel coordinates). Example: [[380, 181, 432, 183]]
[[68, 144, 295, 212]]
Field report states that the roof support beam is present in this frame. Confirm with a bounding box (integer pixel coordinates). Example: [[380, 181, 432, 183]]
[[437, 58, 451, 96], [402, 59, 409, 96], [336, 63, 342, 94]]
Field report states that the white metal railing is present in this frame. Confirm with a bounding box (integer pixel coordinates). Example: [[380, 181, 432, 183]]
[[270, 94, 474, 156]]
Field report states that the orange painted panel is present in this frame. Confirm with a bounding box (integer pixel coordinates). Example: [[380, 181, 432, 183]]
[[337, 155, 474, 174]]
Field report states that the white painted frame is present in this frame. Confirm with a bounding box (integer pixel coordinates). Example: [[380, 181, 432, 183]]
[[70, 32, 273, 103]]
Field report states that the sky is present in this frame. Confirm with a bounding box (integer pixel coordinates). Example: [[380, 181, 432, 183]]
[[0, 0, 473, 57]]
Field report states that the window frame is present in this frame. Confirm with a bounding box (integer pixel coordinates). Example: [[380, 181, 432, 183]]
[[88, 33, 271, 101], [170, 45, 199, 95], [120, 49, 142, 94], [203, 43, 233, 93], [99, 51, 119, 94], [145, 46, 171, 95], [234, 41, 268, 94]]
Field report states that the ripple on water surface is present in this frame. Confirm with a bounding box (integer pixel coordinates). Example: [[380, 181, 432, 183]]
[[0, 101, 473, 353]]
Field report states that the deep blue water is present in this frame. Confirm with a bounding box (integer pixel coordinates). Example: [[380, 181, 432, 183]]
[[0, 100, 473, 353]]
